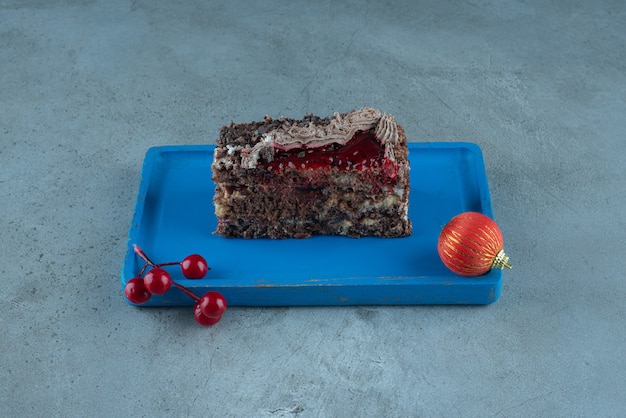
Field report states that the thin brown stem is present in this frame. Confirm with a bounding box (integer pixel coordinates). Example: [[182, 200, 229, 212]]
[[172, 282, 200, 302], [133, 244, 156, 267]]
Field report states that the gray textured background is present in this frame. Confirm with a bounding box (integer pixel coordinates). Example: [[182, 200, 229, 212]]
[[1, 0, 625, 417]]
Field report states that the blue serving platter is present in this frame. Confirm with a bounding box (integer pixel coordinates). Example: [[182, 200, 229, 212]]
[[122, 142, 502, 306]]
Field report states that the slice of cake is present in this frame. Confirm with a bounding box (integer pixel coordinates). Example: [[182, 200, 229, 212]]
[[211, 107, 412, 238]]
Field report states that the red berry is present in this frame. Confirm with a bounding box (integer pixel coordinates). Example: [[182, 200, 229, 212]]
[[193, 303, 222, 326], [124, 277, 151, 304], [198, 291, 227, 318], [181, 254, 209, 279], [143, 268, 172, 295]]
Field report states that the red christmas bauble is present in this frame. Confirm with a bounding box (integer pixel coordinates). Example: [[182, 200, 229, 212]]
[[437, 212, 512, 277]]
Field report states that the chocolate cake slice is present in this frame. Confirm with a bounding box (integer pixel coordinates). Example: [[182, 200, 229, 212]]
[[212, 108, 412, 238]]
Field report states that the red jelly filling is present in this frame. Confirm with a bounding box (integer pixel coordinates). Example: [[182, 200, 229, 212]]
[[264, 130, 397, 177]]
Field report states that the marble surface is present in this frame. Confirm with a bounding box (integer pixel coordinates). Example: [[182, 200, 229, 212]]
[[1, 1, 625, 416]]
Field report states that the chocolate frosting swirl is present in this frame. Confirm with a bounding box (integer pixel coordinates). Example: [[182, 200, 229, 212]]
[[241, 108, 399, 169]]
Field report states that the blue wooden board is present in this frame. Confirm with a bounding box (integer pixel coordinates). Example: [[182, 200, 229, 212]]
[[121, 142, 502, 306]]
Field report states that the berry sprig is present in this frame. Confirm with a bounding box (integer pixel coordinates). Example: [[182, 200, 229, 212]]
[[124, 244, 227, 326]]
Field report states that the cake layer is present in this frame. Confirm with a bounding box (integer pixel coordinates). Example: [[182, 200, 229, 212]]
[[212, 108, 412, 238], [214, 167, 410, 238]]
